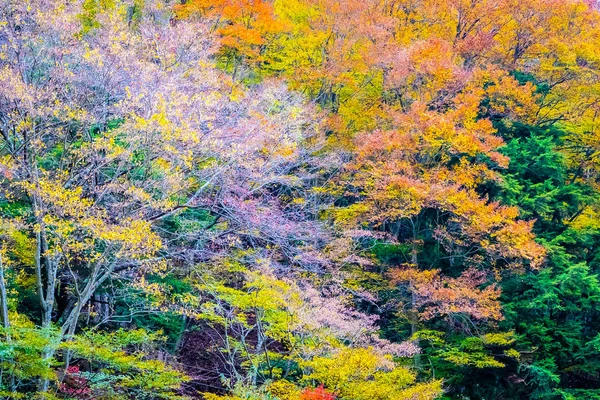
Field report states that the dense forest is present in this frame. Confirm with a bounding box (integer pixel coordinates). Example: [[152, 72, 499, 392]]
[[0, 0, 599, 399]]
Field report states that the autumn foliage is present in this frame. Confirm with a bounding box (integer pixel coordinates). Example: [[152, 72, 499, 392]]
[[0, 0, 599, 399], [301, 385, 336, 400]]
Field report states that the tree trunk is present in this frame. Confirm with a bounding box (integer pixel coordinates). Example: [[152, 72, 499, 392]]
[[0, 254, 10, 332]]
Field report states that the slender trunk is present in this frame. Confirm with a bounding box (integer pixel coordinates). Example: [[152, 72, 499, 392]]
[[40, 266, 112, 392], [34, 231, 45, 322], [60, 267, 109, 337], [410, 226, 421, 368], [62, 310, 79, 371], [32, 186, 56, 330], [37, 229, 59, 391], [0, 254, 10, 332], [0, 253, 15, 393], [35, 230, 54, 328]]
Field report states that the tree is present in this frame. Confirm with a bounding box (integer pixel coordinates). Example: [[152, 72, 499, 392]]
[[0, 0, 326, 396], [176, 0, 287, 80]]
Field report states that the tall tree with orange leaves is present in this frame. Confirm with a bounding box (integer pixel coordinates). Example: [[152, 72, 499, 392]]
[[176, 0, 287, 79]]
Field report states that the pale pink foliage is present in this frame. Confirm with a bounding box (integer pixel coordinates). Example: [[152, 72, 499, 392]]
[[392, 267, 503, 321], [298, 285, 419, 357], [0, 0, 336, 340]]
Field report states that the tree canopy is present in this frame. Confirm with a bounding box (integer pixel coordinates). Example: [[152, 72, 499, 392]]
[[0, 0, 599, 399]]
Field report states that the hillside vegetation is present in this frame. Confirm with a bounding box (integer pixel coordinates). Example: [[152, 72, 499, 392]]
[[0, 0, 599, 399]]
